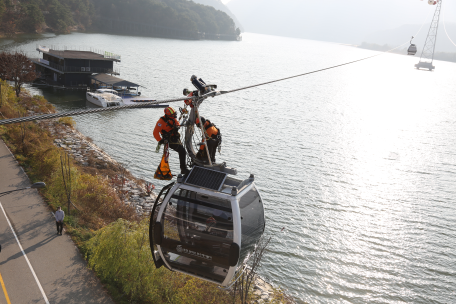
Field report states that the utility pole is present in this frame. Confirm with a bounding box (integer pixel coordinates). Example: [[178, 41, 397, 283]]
[[415, 0, 443, 71]]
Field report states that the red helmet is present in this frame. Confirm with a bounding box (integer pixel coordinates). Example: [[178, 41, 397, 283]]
[[164, 107, 176, 117]]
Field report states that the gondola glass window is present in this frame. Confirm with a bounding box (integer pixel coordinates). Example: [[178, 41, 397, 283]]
[[160, 189, 234, 283], [239, 185, 265, 263]]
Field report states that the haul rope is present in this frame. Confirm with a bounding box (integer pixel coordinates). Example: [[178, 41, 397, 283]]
[[0, 96, 193, 125], [443, 8, 456, 48], [219, 41, 412, 96]]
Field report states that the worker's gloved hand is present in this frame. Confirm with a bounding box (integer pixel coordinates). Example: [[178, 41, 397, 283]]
[[159, 139, 165, 144]]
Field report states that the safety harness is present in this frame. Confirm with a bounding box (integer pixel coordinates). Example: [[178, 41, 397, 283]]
[[160, 115, 181, 144]]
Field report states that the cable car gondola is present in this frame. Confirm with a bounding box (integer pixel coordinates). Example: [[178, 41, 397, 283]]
[[150, 168, 265, 286], [408, 36, 417, 56], [149, 76, 266, 286]]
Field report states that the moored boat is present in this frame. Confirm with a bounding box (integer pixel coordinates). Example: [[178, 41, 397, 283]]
[[86, 89, 123, 107]]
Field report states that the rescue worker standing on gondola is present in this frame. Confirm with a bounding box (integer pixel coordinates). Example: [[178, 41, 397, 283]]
[[196, 116, 221, 163], [154, 107, 190, 175]]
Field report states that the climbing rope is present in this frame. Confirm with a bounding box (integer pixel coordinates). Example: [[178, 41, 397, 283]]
[[0, 39, 415, 126]]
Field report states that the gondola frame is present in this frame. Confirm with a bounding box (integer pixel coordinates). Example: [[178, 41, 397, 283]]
[[408, 44, 417, 56], [150, 169, 265, 286]]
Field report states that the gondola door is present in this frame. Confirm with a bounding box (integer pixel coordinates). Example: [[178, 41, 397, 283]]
[[152, 186, 240, 285]]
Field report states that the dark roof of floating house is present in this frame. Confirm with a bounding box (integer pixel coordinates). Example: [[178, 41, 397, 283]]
[[90, 74, 141, 87], [47, 50, 116, 61]]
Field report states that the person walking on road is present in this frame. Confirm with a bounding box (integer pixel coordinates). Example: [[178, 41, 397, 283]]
[[55, 206, 64, 235]]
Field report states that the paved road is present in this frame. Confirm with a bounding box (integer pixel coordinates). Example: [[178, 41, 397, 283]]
[[0, 139, 113, 304]]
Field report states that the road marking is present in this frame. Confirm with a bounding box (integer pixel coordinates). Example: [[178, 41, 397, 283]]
[[0, 201, 50, 304], [0, 270, 11, 304]]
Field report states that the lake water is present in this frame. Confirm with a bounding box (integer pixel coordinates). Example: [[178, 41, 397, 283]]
[[2, 32, 456, 304]]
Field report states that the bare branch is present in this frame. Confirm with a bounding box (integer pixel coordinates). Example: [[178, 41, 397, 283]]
[[0, 51, 37, 97]]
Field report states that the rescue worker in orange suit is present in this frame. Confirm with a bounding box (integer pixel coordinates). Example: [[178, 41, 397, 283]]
[[195, 116, 221, 163], [154, 107, 190, 175]]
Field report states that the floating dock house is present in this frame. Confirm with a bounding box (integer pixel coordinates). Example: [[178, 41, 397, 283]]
[[31, 45, 121, 88], [89, 74, 141, 95]]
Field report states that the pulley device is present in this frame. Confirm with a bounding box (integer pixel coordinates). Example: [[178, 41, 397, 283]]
[[408, 36, 417, 56], [181, 75, 233, 171], [149, 75, 266, 286]]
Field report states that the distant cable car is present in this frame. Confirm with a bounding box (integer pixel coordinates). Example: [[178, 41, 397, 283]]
[[428, 0, 438, 5], [408, 36, 417, 55], [150, 168, 265, 286]]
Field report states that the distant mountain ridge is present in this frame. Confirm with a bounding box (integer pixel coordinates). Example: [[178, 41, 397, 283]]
[[226, 0, 456, 47], [192, 0, 243, 31], [0, 0, 240, 40]]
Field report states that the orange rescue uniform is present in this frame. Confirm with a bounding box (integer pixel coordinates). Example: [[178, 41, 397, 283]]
[[200, 121, 219, 150], [153, 116, 180, 142]]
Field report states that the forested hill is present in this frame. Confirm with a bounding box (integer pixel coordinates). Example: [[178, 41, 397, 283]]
[[192, 0, 243, 31], [0, 0, 240, 39]]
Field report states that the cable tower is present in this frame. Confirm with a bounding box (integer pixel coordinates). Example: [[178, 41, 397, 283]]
[[415, 0, 443, 71]]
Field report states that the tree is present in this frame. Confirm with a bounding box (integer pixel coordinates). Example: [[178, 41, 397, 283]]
[[24, 0, 45, 32], [0, 52, 37, 97], [47, 0, 73, 33], [232, 235, 272, 304], [0, 0, 21, 37], [0, 0, 5, 22]]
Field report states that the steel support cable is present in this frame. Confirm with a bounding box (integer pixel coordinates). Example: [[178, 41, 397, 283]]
[[220, 12, 431, 96], [1, 40, 410, 126], [443, 8, 456, 48], [413, 9, 434, 39], [219, 42, 409, 96], [0, 96, 194, 125]]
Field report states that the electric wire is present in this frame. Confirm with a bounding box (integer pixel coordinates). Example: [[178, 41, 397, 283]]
[[0, 40, 412, 126]]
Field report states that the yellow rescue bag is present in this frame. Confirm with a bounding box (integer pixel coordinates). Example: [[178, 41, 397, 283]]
[[154, 143, 173, 180]]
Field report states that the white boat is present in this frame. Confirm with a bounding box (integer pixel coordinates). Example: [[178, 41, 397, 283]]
[[86, 89, 123, 107]]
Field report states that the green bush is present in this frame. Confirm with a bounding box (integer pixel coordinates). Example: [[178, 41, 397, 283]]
[[86, 218, 168, 302], [85, 218, 234, 303]]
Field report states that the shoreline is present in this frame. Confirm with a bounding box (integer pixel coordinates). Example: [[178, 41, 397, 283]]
[[37, 117, 158, 216]]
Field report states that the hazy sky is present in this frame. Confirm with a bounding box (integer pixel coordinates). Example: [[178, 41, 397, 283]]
[[224, 0, 456, 45]]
